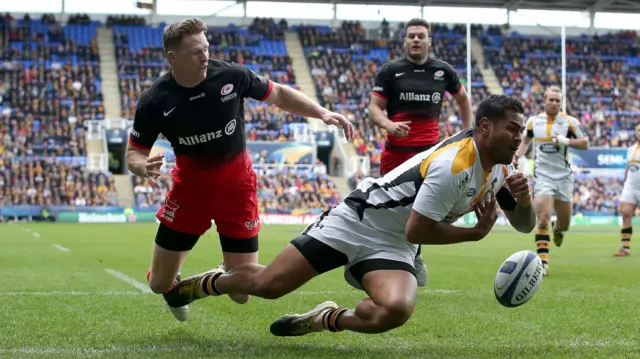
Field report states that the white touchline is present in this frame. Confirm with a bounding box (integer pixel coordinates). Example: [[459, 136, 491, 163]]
[[52, 244, 69, 252], [104, 269, 153, 294]]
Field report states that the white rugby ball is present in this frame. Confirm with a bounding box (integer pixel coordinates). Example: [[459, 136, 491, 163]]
[[494, 250, 543, 308]]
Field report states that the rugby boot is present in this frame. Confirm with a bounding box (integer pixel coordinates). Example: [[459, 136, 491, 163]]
[[551, 220, 564, 247], [613, 248, 630, 257], [270, 301, 340, 336], [163, 268, 226, 313], [146, 270, 189, 322]]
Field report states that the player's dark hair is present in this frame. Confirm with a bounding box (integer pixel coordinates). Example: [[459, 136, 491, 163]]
[[475, 95, 525, 126], [162, 18, 207, 54], [404, 18, 430, 34]]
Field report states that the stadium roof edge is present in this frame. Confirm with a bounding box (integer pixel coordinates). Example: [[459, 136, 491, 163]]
[[239, 0, 640, 14]]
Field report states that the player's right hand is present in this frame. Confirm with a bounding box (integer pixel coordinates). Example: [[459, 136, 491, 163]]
[[145, 154, 164, 182], [385, 121, 412, 137], [473, 191, 498, 239]]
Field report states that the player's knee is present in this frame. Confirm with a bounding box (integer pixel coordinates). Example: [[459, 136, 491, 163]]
[[148, 279, 173, 294], [371, 298, 414, 333], [229, 293, 251, 304], [537, 215, 550, 228]]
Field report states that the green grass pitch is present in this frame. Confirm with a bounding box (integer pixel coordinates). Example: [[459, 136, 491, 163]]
[[1, 223, 639, 358]]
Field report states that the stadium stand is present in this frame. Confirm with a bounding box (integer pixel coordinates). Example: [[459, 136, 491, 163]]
[[297, 21, 490, 177], [0, 14, 116, 209], [480, 30, 640, 147]]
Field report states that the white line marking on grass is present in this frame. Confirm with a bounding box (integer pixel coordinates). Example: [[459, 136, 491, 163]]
[[0, 288, 480, 297], [294, 289, 485, 295], [52, 244, 69, 252], [0, 291, 143, 296], [104, 269, 153, 294], [32, 232, 40, 238]]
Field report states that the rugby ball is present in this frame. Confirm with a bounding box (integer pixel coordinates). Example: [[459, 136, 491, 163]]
[[494, 250, 543, 308]]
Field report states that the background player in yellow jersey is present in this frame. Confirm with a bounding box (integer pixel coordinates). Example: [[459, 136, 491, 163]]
[[614, 124, 640, 257], [514, 86, 589, 275]]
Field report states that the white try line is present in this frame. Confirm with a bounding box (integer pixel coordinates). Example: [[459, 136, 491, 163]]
[[104, 269, 153, 294], [52, 244, 69, 252], [294, 289, 485, 295], [0, 288, 484, 297]]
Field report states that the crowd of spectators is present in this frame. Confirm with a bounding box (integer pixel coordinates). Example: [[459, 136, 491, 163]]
[[0, 14, 110, 207], [4, 13, 640, 218], [481, 30, 640, 149], [0, 156, 118, 207]]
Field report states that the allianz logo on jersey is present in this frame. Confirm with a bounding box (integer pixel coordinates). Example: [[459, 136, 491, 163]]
[[399, 92, 441, 104], [177, 119, 237, 145]]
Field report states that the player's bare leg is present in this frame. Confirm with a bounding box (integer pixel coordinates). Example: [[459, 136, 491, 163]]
[[147, 224, 200, 321], [216, 233, 261, 304], [552, 199, 572, 248], [165, 243, 319, 307], [148, 244, 189, 294], [270, 269, 417, 336], [534, 195, 554, 276], [615, 202, 635, 257], [220, 251, 258, 304]]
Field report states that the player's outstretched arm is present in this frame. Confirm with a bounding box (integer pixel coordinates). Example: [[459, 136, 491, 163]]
[[263, 83, 354, 140], [498, 173, 536, 233], [406, 210, 490, 245], [407, 163, 496, 244]]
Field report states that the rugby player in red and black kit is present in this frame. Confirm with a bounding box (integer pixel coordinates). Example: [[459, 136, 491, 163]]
[[369, 18, 472, 286], [127, 18, 354, 321]]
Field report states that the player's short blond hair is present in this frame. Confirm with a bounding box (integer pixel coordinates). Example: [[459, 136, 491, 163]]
[[162, 18, 207, 54], [544, 86, 562, 99]]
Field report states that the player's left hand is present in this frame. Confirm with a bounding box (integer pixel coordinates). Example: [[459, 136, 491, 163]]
[[505, 173, 531, 202], [321, 111, 355, 140]]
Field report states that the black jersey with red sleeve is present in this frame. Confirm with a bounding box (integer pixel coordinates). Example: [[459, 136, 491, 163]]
[[372, 56, 462, 148], [128, 58, 273, 171]]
